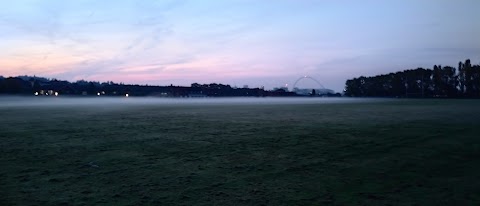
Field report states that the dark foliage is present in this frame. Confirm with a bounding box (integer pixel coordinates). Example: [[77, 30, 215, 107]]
[[0, 76, 298, 97], [344, 59, 480, 98]]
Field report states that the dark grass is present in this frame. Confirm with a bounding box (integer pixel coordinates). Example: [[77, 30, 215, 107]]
[[1, 98, 480, 205]]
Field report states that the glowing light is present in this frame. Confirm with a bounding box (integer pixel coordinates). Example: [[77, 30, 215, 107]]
[[34, 92, 39, 96], [54, 92, 59, 96], [125, 94, 129, 97], [97, 92, 101, 96]]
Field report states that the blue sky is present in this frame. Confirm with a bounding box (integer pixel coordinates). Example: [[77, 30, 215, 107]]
[[1, 0, 479, 91]]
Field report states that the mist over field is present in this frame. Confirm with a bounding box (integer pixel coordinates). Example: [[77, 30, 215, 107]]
[[1, 0, 480, 204], [0, 96, 385, 108]]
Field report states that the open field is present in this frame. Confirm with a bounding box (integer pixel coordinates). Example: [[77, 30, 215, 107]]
[[1, 97, 480, 205]]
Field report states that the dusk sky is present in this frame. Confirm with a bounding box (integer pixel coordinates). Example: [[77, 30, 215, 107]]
[[1, 0, 479, 91]]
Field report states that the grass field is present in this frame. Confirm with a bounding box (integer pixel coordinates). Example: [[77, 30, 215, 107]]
[[1, 98, 480, 205]]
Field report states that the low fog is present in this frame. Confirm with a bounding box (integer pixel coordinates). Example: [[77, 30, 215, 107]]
[[0, 96, 385, 108]]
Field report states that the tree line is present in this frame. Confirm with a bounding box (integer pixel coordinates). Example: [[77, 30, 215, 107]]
[[344, 59, 480, 98], [0, 76, 299, 97]]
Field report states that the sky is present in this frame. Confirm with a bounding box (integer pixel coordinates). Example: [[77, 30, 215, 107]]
[[1, 0, 479, 92]]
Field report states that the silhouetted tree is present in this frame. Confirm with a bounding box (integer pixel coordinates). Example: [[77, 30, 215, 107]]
[[458, 61, 465, 95], [4, 77, 25, 93], [472, 64, 480, 97], [464, 59, 474, 97], [344, 59, 478, 98]]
